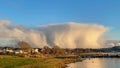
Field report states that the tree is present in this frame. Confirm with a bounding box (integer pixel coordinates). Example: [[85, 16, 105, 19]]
[[42, 46, 52, 54], [18, 41, 32, 52], [52, 45, 65, 55]]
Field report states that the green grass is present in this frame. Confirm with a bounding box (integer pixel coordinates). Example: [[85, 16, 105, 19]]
[[0, 55, 75, 68]]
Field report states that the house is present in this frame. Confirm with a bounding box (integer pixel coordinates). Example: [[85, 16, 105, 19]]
[[0, 47, 14, 53], [31, 48, 41, 54], [14, 48, 24, 54], [6, 49, 14, 53], [0, 47, 42, 55]]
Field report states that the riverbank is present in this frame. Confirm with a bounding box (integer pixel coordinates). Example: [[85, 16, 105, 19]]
[[0, 55, 84, 68], [79, 53, 120, 58], [2, 53, 120, 68]]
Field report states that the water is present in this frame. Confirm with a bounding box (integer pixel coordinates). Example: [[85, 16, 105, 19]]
[[67, 58, 120, 68]]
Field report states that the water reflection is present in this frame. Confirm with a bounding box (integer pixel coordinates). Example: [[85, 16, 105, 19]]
[[67, 58, 120, 68]]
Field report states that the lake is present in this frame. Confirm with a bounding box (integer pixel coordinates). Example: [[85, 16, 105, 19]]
[[67, 58, 120, 68]]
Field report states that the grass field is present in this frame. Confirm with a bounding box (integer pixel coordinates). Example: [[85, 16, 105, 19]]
[[0, 55, 75, 68]]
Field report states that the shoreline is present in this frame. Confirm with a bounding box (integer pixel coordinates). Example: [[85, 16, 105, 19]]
[[58, 57, 85, 68], [1, 54, 120, 68]]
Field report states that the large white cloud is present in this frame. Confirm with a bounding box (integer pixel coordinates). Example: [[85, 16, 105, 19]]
[[39, 23, 108, 48], [0, 21, 108, 48]]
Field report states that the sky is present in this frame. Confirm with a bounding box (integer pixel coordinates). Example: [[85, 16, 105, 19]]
[[0, 0, 120, 40]]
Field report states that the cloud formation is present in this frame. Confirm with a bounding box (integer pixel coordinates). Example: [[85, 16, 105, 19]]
[[0, 21, 108, 48]]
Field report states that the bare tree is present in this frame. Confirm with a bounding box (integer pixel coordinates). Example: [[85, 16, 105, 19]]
[[52, 45, 65, 55], [42, 46, 52, 54], [18, 41, 32, 51]]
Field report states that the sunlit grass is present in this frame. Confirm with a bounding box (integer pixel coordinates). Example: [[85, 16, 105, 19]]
[[0, 55, 74, 68]]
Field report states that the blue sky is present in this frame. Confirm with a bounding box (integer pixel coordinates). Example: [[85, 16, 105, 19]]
[[0, 0, 120, 40]]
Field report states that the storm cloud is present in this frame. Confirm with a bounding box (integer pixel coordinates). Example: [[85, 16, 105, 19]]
[[0, 21, 108, 48]]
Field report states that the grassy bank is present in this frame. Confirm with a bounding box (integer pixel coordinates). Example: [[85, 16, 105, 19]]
[[0, 55, 83, 68]]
